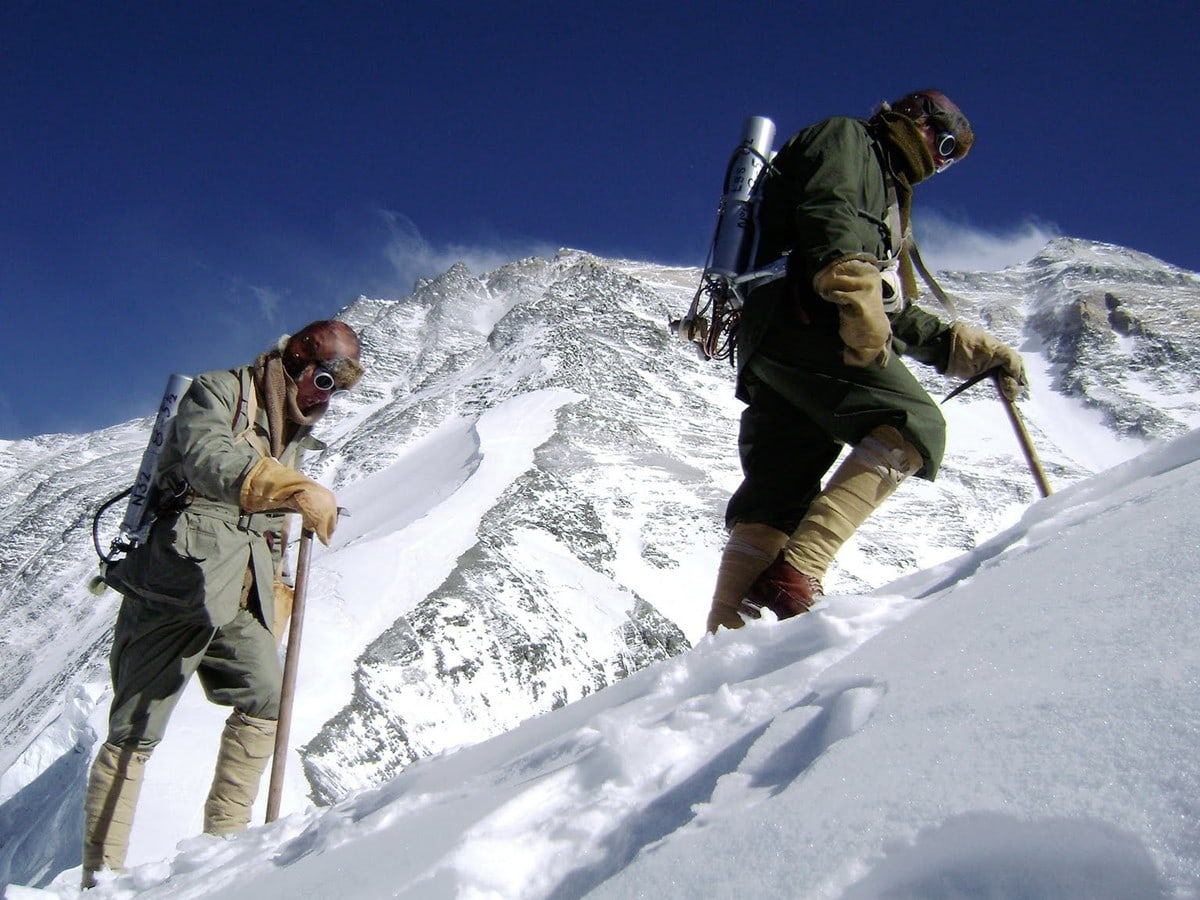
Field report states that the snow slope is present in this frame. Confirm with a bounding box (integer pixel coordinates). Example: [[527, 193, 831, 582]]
[[15, 424, 1199, 899]]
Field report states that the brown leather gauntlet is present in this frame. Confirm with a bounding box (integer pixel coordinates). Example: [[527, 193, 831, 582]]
[[240, 456, 338, 545], [813, 257, 892, 368], [946, 321, 1028, 401]]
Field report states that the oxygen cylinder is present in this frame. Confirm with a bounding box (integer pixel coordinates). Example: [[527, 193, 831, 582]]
[[708, 115, 776, 279], [118, 373, 193, 545]]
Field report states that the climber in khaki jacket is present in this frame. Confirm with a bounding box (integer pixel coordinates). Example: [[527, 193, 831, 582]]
[[706, 89, 1025, 633], [81, 320, 363, 888]]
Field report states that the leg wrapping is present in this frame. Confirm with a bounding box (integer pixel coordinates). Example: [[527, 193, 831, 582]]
[[706, 522, 789, 633], [203, 711, 277, 836]]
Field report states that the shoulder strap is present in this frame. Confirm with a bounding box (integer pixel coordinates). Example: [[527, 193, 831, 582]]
[[884, 181, 904, 260], [907, 239, 959, 318], [232, 368, 272, 459], [865, 131, 903, 260], [871, 136, 958, 318], [744, 152, 778, 275]]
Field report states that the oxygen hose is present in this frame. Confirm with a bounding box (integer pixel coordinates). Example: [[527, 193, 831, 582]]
[[91, 486, 132, 563]]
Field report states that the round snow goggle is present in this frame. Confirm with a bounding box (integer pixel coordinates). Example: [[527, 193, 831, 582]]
[[312, 366, 337, 392], [933, 132, 958, 172], [913, 93, 959, 169]]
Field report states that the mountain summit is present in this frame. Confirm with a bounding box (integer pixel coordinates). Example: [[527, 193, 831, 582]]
[[2, 239, 1199, 888]]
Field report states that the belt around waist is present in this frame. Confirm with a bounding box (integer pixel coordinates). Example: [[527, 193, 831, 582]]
[[185, 498, 284, 534]]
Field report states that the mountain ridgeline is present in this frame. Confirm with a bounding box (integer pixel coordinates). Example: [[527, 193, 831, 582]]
[[2, 238, 1198, 810]]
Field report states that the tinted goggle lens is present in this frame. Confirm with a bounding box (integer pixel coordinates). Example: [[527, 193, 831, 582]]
[[313, 368, 337, 392], [933, 132, 959, 173], [936, 132, 956, 158]]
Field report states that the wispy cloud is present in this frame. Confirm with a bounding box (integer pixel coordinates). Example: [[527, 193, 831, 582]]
[[913, 213, 1060, 273], [375, 209, 557, 294], [247, 283, 287, 325], [219, 277, 290, 328]]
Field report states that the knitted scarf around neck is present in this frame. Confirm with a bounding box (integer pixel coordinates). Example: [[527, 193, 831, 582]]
[[871, 111, 936, 300], [253, 351, 324, 458]]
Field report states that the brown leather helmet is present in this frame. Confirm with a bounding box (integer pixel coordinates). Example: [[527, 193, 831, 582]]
[[889, 89, 974, 163], [282, 320, 363, 390]]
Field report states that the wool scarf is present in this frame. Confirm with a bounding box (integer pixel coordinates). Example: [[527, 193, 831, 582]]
[[253, 351, 323, 458], [870, 111, 936, 301]]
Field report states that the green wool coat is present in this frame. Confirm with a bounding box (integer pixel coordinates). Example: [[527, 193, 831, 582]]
[[725, 116, 955, 533], [739, 115, 954, 387]]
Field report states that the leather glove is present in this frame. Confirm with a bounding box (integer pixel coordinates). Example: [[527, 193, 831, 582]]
[[240, 456, 339, 545], [945, 321, 1028, 401], [813, 257, 891, 368]]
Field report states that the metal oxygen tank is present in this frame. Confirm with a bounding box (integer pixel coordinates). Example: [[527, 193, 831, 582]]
[[89, 372, 194, 595], [672, 115, 776, 360], [708, 115, 776, 279], [117, 372, 193, 547]]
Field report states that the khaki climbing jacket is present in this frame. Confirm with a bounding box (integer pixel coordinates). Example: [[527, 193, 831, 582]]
[[105, 366, 319, 632]]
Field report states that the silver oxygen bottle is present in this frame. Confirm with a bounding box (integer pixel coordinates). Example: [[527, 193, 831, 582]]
[[708, 115, 776, 281], [117, 373, 193, 547], [672, 115, 776, 360], [89, 373, 194, 595]]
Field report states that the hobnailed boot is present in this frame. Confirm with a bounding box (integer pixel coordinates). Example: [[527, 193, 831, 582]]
[[705, 522, 789, 633], [742, 553, 824, 620], [747, 425, 923, 621], [203, 711, 277, 836], [81, 741, 152, 889]]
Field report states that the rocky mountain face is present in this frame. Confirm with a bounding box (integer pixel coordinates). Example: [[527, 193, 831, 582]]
[[2, 238, 1199, 814], [944, 238, 1200, 440], [1024, 240, 1200, 438], [0, 423, 148, 773]]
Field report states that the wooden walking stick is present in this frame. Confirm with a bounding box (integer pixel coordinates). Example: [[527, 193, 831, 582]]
[[993, 371, 1053, 498], [265, 525, 314, 824]]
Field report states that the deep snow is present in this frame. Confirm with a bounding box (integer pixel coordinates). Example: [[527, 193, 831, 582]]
[[9, 421, 1199, 898]]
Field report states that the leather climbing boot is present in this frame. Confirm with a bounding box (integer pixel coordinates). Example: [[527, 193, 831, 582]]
[[742, 552, 825, 621]]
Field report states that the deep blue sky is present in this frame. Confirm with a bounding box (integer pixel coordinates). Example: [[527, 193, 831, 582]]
[[3, 1, 1196, 439]]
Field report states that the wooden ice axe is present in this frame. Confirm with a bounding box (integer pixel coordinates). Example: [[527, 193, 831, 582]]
[[265, 506, 347, 823], [943, 369, 1052, 499], [265, 524, 312, 824]]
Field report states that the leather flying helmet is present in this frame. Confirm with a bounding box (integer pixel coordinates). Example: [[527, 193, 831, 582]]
[[281, 320, 364, 391], [889, 88, 974, 165]]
